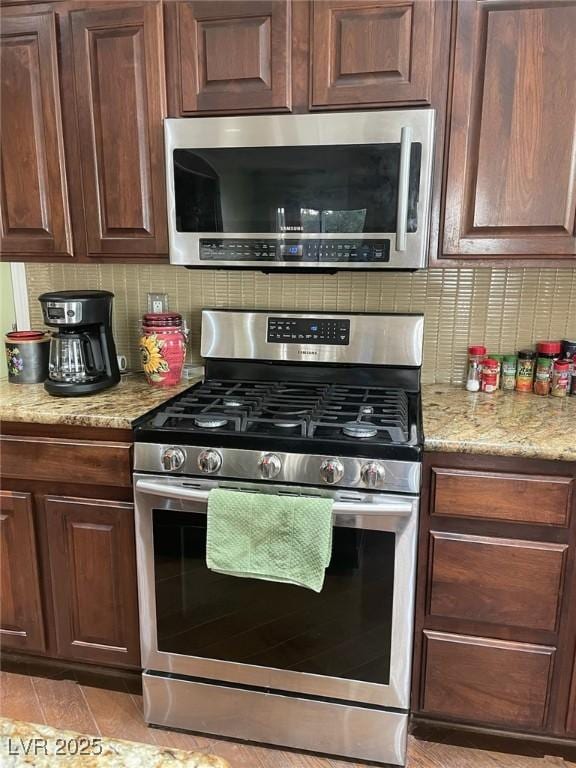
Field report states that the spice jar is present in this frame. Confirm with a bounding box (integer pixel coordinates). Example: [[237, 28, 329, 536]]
[[140, 312, 187, 387], [551, 360, 570, 398], [501, 355, 517, 391], [515, 350, 536, 392], [489, 354, 503, 389], [481, 358, 499, 393], [466, 345, 486, 392], [561, 339, 576, 395]]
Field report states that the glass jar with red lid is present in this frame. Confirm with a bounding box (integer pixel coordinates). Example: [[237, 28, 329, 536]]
[[139, 312, 187, 387]]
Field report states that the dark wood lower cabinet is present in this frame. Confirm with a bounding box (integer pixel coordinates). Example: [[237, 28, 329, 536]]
[[0, 491, 45, 654], [422, 631, 554, 731], [45, 496, 140, 668], [414, 452, 576, 743], [0, 423, 139, 672], [568, 653, 576, 736]]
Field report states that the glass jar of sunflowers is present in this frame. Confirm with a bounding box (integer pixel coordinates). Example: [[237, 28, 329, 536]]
[[140, 313, 187, 387]]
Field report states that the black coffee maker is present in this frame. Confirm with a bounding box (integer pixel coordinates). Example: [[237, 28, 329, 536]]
[[39, 290, 121, 396]]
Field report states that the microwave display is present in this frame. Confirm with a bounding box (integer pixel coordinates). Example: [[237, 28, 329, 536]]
[[174, 144, 422, 235]]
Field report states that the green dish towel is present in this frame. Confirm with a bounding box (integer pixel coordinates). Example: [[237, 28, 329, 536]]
[[206, 488, 333, 593]]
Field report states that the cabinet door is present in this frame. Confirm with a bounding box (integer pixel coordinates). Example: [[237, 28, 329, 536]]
[[422, 631, 554, 731], [443, 1, 576, 259], [174, 1, 291, 114], [69, 3, 167, 258], [0, 491, 45, 653], [45, 496, 140, 667], [311, 0, 433, 108], [0, 11, 72, 259], [568, 652, 576, 735]]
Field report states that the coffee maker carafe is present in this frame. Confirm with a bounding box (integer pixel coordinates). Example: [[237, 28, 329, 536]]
[[39, 290, 121, 396]]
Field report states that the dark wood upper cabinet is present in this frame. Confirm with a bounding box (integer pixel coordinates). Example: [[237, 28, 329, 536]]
[[69, 2, 167, 258], [169, 1, 291, 115], [310, 0, 434, 109], [0, 10, 73, 259], [0, 491, 45, 654], [442, 0, 576, 260], [45, 495, 140, 668]]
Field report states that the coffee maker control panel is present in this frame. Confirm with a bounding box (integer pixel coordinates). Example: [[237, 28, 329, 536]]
[[43, 301, 83, 324]]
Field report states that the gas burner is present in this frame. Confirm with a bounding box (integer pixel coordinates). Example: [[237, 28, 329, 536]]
[[264, 407, 308, 416], [194, 416, 228, 429], [342, 421, 378, 439]]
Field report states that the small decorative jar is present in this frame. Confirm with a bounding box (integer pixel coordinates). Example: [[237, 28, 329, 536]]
[[139, 313, 186, 387], [5, 330, 51, 384]]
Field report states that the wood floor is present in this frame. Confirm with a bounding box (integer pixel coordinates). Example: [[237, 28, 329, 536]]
[[0, 670, 574, 768]]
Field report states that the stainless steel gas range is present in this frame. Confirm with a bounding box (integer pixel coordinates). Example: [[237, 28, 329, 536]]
[[133, 309, 424, 766]]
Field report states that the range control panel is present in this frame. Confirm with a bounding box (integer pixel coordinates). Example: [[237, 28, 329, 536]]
[[199, 239, 390, 263], [267, 317, 351, 345]]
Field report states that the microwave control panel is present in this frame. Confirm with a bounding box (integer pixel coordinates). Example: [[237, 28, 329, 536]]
[[199, 239, 390, 263], [267, 317, 351, 345]]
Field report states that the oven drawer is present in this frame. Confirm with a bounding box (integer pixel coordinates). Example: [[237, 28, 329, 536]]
[[421, 631, 554, 730], [143, 673, 408, 765], [428, 532, 566, 631], [432, 468, 572, 526]]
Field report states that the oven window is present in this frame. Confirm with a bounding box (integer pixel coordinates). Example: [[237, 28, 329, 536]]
[[153, 510, 395, 685], [173, 144, 421, 235]]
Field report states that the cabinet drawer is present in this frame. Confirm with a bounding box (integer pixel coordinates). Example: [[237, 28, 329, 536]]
[[432, 468, 572, 526], [422, 631, 554, 730], [0, 436, 132, 487], [429, 533, 566, 631]]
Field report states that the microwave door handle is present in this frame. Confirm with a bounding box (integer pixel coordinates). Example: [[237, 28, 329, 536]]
[[135, 478, 413, 517], [395, 126, 412, 252]]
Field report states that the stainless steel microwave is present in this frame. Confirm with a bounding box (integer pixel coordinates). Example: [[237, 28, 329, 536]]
[[165, 109, 435, 270]]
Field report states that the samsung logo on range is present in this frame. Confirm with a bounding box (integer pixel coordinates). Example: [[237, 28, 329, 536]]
[[298, 349, 319, 356], [279, 225, 303, 232]]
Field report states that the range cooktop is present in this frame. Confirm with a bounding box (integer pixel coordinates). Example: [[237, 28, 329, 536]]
[[134, 377, 422, 462]]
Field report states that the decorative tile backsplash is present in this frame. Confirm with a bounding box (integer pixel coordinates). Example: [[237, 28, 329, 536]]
[[25, 264, 576, 384]]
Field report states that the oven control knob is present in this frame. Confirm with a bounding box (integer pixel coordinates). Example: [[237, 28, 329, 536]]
[[197, 449, 222, 474], [161, 447, 185, 472], [320, 458, 344, 485], [361, 461, 386, 489], [258, 453, 282, 479]]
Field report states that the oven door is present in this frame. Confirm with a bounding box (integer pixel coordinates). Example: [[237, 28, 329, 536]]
[[165, 109, 435, 270], [134, 474, 418, 710]]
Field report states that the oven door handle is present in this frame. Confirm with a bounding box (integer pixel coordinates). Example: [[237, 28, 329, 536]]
[[135, 478, 414, 516], [395, 125, 412, 252]]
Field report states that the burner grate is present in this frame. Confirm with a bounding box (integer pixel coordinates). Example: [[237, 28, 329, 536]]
[[148, 379, 411, 445]]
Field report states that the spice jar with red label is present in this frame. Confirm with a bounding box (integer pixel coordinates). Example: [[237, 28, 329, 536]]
[[481, 358, 499, 393], [551, 360, 570, 398]]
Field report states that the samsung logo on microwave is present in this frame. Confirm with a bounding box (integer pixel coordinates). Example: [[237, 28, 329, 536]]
[[298, 349, 319, 356]]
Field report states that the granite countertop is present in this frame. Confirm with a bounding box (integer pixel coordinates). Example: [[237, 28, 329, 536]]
[[423, 384, 575, 462], [0, 373, 198, 430], [0, 717, 229, 767]]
